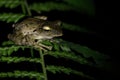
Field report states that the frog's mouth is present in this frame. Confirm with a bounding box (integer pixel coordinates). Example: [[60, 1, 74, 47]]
[[34, 35, 52, 39], [54, 33, 63, 37], [32, 30, 63, 40], [34, 33, 63, 40]]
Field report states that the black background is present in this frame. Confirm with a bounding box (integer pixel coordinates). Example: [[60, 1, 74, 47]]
[[0, 0, 119, 80]]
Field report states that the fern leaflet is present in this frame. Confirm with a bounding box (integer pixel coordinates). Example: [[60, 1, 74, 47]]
[[0, 13, 25, 23], [0, 0, 20, 9], [46, 65, 95, 80], [0, 70, 44, 79], [0, 56, 41, 64]]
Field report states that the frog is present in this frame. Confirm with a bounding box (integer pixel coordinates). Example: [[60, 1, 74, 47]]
[[8, 16, 63, 51]]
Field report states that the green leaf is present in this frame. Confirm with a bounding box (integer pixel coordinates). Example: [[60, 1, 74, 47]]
[[0, 56, 41, 64], [46, 65, 95, 80], [30, 1, 95, 15], [0, 0, 20, 9], [40, 40, 53, 46], [0, 71, 44, 79], [2, 41, 14, 46], [64, 41, 110, 67], [30, 2, 74, 13], [60, 44, 71, 52], [0, 13, 25, 23], [64, 0, 95, 15], [47, 51, 92, 66], [0, 45, 29, 56]]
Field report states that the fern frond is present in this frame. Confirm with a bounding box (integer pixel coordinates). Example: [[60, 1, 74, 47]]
[[2, 41, 14, 46], [47, 39, 110, 67], [47, 51, 93, 66], [46, 65, 95, 80], [0, 0, 20, 9], [0, 57, 41, 64], [0, 13, 25, 23], [41, 39, 108, 66], [30, 2, 74, 13], [0, 45, 29, 56], [63, 0, 95, 15], [64, 41, 110, 67], [0, 70, 44, 79]]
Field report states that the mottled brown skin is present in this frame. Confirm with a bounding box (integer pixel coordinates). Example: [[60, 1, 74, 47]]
[[8, 16, 63, 50]]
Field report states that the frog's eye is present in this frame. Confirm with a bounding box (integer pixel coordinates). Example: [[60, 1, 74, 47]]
[[43, 26, 51, 31]]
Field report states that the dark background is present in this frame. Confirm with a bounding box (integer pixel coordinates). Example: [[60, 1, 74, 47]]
[[0, 0, 119, 80]]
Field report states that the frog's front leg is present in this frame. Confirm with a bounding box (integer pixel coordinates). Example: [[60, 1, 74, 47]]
[[33, 43, 49, 51], [36, 40, 52, 50], [26, 36, 52, 51], [37, 42, 52, 50]]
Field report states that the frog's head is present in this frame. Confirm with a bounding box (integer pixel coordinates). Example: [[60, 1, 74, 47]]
[[33, 20, 63, 39]]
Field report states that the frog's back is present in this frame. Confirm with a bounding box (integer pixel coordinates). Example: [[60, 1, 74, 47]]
[[21, 18, 45, 25], [13, 18, 46, 31]]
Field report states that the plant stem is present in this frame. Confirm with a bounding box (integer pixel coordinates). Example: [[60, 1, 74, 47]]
[[24, 0, 31, 16], [39, 50, 48, 80], [21, 0, 31, 16], [30, 47, 34, 57], [21, 0, 26, 14], [30, 47, 39, 72]]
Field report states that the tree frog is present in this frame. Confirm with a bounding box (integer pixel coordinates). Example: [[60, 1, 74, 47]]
[[8, 16, 63, 51]]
